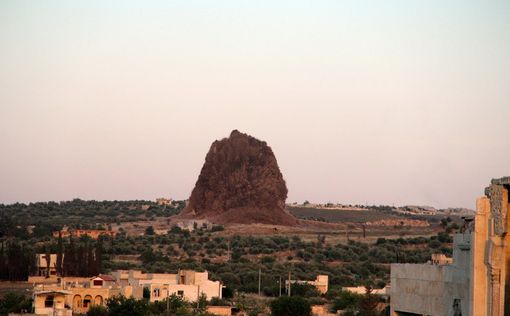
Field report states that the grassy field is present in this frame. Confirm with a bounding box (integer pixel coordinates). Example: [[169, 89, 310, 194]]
[[287, 206, 401, 223]]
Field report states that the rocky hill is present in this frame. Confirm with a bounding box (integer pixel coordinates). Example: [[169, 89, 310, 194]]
[[181, 130, 297, 226]]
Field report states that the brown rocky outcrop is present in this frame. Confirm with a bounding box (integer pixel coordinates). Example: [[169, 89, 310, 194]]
[[182, 130, 297, 226]]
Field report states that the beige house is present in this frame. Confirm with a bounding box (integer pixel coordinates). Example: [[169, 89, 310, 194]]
[[33, 290, 73, 316], [35, 254, 59, 277], [391, 176, 510, 316], [286, 275, 329, 294], [29, 267, 224, 314], [31, 275, 130, 315], [112, 269, 222, 302]]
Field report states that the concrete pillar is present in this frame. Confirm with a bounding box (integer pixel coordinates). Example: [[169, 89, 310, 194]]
[[472, 197, 489, 316]]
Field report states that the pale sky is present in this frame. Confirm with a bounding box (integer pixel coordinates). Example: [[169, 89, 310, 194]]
[[1, 1, 509, 208]]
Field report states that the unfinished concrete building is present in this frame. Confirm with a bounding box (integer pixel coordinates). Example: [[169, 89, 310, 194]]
[[391, 177, 510, 316]]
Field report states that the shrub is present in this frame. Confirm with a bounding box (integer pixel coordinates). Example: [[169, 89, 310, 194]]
[[87, 305, 108, 316], [270, 296, 311, 316], [331, 290, 361, 311], [290, 283, 320, 297], [145, 226, 155, 236], [106, 296, 148, 316], [0, 292, 32, 315], [211, 225, 225, 232], [261, 256, 275, 264]]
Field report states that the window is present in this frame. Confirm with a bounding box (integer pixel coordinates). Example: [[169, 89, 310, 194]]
[[44, 296, 54, 308], [153, 288, 160, 297], [93, 280, 103, 286], [177, 290, 184, 297]]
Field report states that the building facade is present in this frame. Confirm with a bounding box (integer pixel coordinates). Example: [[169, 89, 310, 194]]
[[390, 177, 510, 316], [112, 269, 222, 302]]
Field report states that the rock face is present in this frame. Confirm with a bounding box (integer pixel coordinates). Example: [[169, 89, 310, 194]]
[[183, 130, 297, 226]]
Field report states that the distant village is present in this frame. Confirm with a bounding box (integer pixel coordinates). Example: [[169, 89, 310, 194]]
[[18, 250, 330, 316], [1, 177, 507, 316]]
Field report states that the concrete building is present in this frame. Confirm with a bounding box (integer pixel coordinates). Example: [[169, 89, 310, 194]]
[[390, 177, 510, 316], [112, 269, 222, 302]]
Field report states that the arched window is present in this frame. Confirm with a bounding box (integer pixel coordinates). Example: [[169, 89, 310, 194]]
[[83, 295, 93, 308], [73, 295, 82, 309]]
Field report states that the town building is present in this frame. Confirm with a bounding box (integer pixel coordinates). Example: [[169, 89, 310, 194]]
[[26, 270, 226, 315], [286, 275, 329, 294], [52, 229, 116, 239], [33, 289, 73, 316], [390, 176, 510, 316], [111, 269, 222, 302], [35, 254, 59, 277], [156, 198, 173, 205], [31, 274, 129, 315]]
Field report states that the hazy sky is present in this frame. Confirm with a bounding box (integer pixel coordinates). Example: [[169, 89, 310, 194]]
[[1, 1, 509, 208]]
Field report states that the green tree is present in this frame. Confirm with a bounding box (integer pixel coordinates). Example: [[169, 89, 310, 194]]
[[106, 296, 148, 316], [270, 296, 311, 316], [0, 292, 32, 315], [331, 290, 361, 312], [86, 305, 108, 316], [144, 295, 192, 316], [290, 283, 320, 297], [196, 293, 208, 313], [145, 226, 155, 236], [358, 287, 379, 316], [56, 231, 63, 276], [94, 238, 103, 275]]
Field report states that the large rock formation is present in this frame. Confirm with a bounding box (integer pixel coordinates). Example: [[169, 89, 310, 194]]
[[182, 130, 297, 226]]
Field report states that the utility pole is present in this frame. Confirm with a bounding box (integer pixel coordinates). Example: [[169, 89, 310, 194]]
[[166, 284, 169, 316], [288, 270, 291, 297], [227, 240, 231, 261], [197, 285, 200, 309], [258, 268, 261, 296]]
